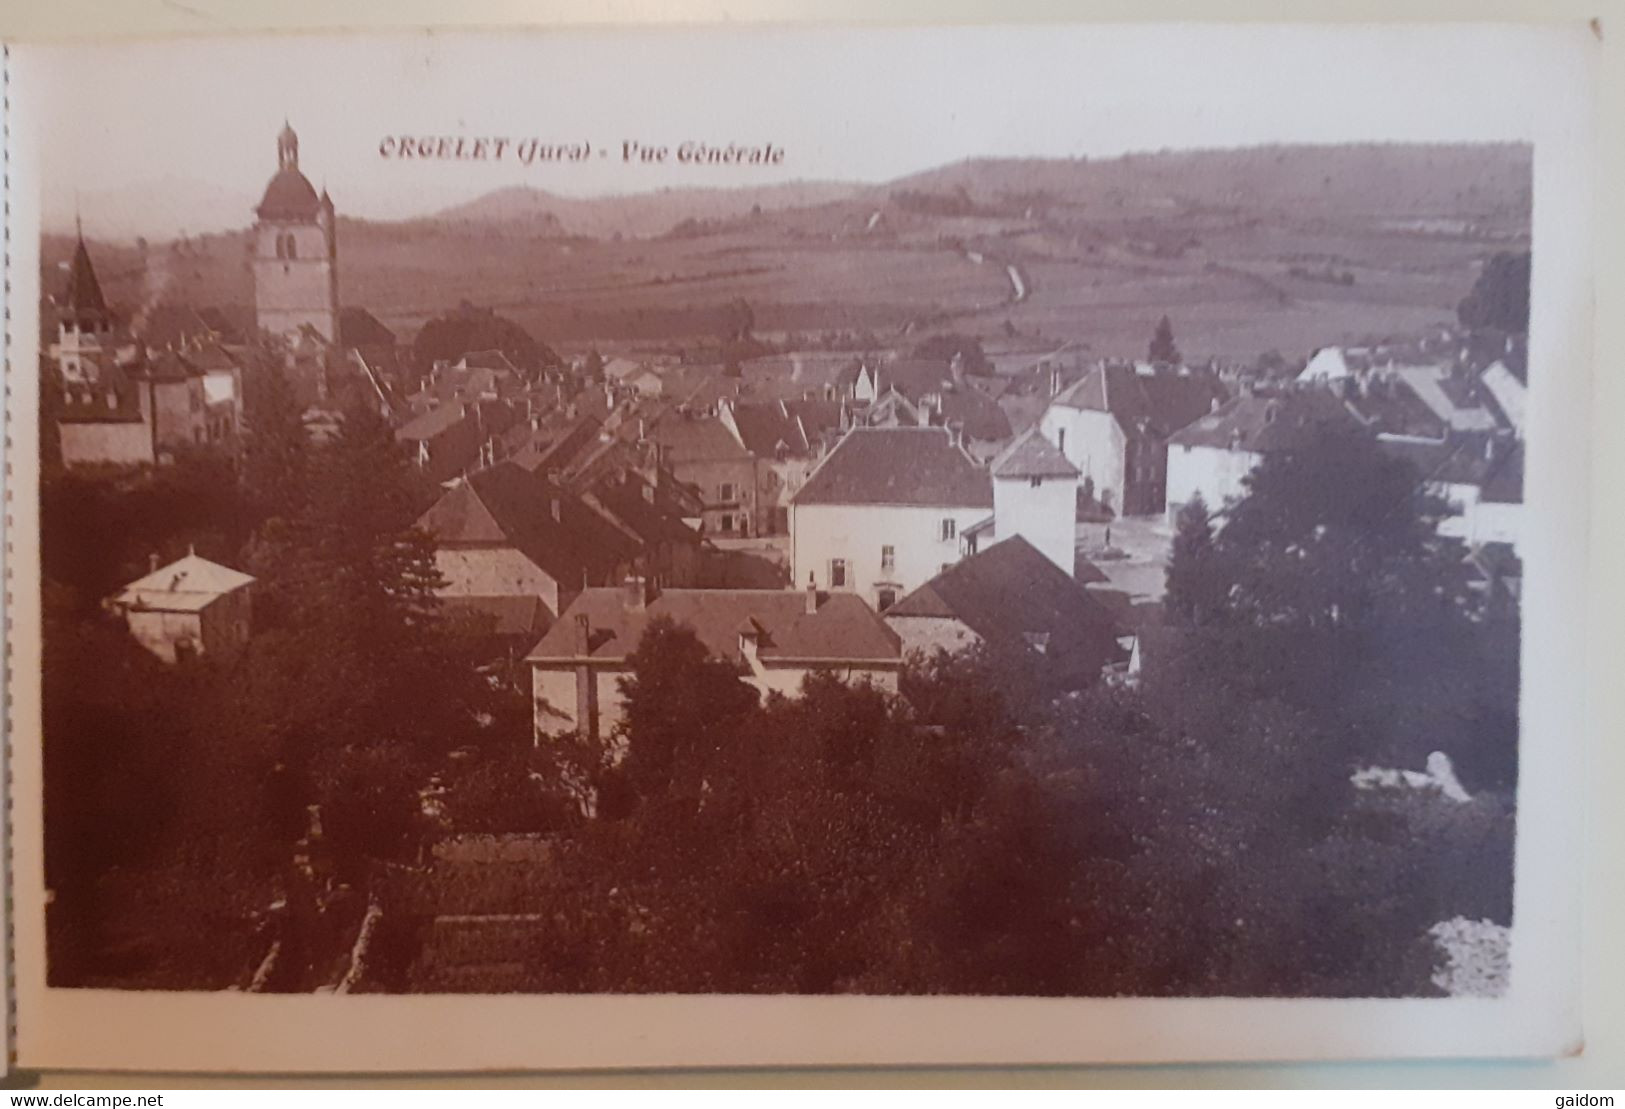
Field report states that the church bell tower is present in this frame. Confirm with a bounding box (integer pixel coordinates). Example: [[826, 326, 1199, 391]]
[[252, 123, 339, 344]]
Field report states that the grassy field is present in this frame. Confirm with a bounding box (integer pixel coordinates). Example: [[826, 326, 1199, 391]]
[[42, 144, 1531, 365]]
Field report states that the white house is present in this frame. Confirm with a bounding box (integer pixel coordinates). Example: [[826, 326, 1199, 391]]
[[106, 551, 254, 664], [526, 582, 902, 739], [1038, 363, 1225, 516], [1479, 360, 1526, 438], [1165, 390, 1359, 520], [979, 427, 1080, 575], [1379, 434, 1524, 554], [789, 426, 994, 612], [1296, 346, 1355, 383]]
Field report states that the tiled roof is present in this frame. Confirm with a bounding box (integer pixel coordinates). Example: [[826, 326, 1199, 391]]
[[727, 401, 811, 457], [527, 588, 901, 666], [990, 426, 1079, 479], [584, 474, 703, 549], [792, 427, 993, 509], [112, 553, 254, 610], [885, 536, 1120, 678], [649, 414, 751, 463], [417, 462, 642, 589], [185, 342, 242, 372], [340, 307, 397, 350], [1051, 364, 1226, 440], [440, 594, 550, 638], [137, 349, 203, 383], [1169, 390, 1359, 452], [1393, 365, 1499, 433]]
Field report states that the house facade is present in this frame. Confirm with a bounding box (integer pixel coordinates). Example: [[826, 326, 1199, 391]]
[[526, 583, 902, 739], [982, 427, 1081, 575], [885, 535, 1122, 690], [789, 426, 994, 611], [1379, 433, 1524, 555], [649, 412, 761, 537], [1038, 364, 1226, 516], [106, 552, 255, 664], [416, 462, 647, 631], [1165, 390, 1359, 520]]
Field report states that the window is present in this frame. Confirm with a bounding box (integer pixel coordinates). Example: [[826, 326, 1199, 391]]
[[829, 559, 847, 588], [881, 545, 895, 571], [1057, 428, 1066, 454], [940, 518, 956, 541], [877, 588, 897, 611], [1030, 476, 1043, 488], [720, 513, 735, 533], [285, 234, 298, 260], [719, 482, 736, 502]]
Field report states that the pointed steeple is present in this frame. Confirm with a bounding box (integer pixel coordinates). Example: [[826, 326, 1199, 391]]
[[64, 229, 109, 319]]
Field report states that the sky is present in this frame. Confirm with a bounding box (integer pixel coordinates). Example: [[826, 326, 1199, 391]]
[[12, 23, 1585, 240]]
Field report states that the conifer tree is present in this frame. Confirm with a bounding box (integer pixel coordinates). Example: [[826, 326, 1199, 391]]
[[1149, 314, 1182, 365], [1164, 495, 1225, 626]]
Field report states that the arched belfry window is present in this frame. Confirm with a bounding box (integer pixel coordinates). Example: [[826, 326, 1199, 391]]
[[274, 234, 285, 260], [285, 234, 297, 260]]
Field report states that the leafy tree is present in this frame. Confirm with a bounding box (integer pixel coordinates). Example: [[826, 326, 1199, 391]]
[[412, 301, 559, 374], [1457, 251, 1531, 334], [239, 356, 311, 525], [1164, 496, 1226, 626], [1148, 314, 1182, 365], [718, 297, 756, 344], [1212, 429, 1467, 631], [910, 333, 992, 375], [612, 616, 760, 808]]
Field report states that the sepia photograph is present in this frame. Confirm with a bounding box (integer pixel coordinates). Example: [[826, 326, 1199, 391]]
[[2, 23, 1597, 1071]]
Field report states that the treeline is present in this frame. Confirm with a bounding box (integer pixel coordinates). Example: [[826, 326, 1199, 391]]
[[42, 364, 527, 989]]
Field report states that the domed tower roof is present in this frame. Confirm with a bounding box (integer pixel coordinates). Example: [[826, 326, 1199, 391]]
[[256, 169, 322, 221], [257, 123, 321, 221]]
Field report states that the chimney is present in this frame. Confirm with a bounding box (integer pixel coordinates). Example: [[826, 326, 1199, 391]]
[[573, 613, 591, 656], [738, 621, 760, 663], [805, 574, 819, 614]]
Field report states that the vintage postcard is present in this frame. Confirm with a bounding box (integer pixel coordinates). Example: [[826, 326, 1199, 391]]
[[2, 23, 1596, 1071]]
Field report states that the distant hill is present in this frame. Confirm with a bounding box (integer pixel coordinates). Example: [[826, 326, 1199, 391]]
[[879, 144, 1532, 226], [432, 180, 865, 238], [41, 144, 1533, 362]]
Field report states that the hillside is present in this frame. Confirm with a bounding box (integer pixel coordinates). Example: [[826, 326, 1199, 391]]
[[432, 180, 865, 238], [41, 143, 1532, 364]]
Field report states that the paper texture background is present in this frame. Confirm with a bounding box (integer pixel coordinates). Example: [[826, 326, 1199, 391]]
[[2, 1, 1621, 1089]]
